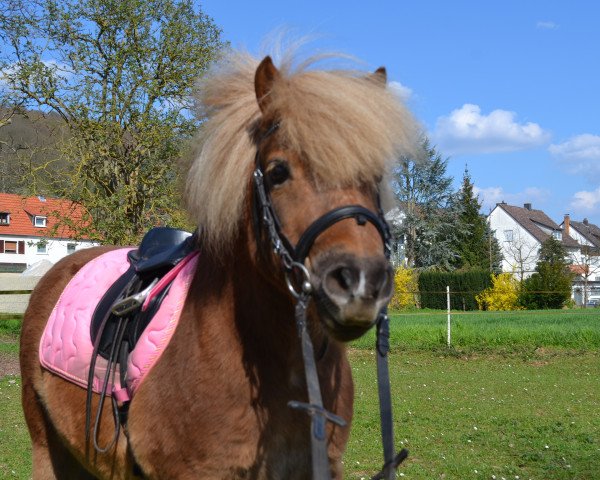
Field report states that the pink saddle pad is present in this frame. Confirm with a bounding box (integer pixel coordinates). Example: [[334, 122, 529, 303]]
[[39, 248, 198, 399]]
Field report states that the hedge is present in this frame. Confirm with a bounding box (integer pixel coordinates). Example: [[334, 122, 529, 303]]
[[418, 269, 492, 310]]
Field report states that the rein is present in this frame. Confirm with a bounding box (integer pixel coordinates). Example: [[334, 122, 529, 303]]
[[253, 124, 407, 479]]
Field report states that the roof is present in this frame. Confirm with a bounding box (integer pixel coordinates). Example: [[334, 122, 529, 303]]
[[495, 203, 580, 248], [0, 193, 90, 239], [570, 219, 600, 249]]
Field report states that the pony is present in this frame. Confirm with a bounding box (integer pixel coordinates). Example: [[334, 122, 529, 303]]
[[20, 46, 417, 479]]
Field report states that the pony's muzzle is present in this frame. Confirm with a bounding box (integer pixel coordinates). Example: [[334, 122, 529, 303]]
[[313, 253, 393, 340]]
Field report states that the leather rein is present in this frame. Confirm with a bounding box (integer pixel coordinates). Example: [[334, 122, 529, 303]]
[[253, 123, 407, 480]]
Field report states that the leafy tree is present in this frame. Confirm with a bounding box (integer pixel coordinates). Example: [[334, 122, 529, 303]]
[[520, 237, 573, 309], [451, 167, 502, 272], [392, 138, 462, 270], [0, 0, 225, 244]]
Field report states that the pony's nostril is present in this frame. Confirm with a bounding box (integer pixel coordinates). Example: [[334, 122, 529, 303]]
[[371, 267, 391, 298], [337, 267, 355, 291], [326, 265, 359, 297]]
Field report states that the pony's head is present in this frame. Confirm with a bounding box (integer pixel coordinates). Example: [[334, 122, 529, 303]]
[[186, 48, 418, 341]]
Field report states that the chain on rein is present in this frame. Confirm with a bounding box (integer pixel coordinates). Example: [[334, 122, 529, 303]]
[[252, 123, 408, 480]]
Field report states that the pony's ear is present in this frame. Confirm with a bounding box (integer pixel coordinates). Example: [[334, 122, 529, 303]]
[[369, 66, 387, 86], [255, 56, 280, 113]]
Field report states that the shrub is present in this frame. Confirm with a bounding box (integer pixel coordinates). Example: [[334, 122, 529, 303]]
[[389, 267, 418, 310], [476, 273, 522, 311]]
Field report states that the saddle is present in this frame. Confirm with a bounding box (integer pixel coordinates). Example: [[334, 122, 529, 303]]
[[90, 227, 196, 360]]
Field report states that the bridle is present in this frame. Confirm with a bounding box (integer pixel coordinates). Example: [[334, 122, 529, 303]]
[[252, 123, 408, 480]]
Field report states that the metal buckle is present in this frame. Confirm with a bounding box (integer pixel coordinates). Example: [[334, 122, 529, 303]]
[[111, 278, 158, 317]]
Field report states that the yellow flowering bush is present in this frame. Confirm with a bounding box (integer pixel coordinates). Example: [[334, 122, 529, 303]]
[[476, 273, 523, 311], [389, 267, 419, 310]]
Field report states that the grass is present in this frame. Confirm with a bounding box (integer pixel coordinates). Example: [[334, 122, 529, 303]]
[[0, 315, 21, 356], [1, 312, 599, 479], [0, 376, 30, 479], [352, 309, 600, 353], [345, 349, 600, 480]]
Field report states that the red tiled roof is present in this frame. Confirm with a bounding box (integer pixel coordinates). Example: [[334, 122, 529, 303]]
[[0, 193, 90, 239]]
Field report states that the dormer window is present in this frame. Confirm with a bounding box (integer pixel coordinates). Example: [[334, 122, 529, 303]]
[[0, 212, 9, 225], [34, 215, 47, 227], [552, 230, 562, 240]]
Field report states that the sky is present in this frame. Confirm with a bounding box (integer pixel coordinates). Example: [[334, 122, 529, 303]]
[[201, 0, 600, 225]]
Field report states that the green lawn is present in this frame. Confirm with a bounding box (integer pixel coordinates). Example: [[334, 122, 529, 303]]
[[346, 349, 599, 480], [352, 309, 600, 353], [1, 312, 599, 479]]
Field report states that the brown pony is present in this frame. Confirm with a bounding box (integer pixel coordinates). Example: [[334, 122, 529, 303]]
[[20, 47, 417, 479]]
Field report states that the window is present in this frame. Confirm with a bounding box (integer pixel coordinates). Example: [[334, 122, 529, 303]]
[[504, 229, 514, 242], [37, 242, 47, 254], [552, 230, 562, 240], [67, 243, 76, 254], [0, 212, 9, 225], [4, 241, 17, 253], [34, 216, 47, 227]]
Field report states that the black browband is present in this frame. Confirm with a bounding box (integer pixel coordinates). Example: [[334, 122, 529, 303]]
[[252, 124, 391, 267]]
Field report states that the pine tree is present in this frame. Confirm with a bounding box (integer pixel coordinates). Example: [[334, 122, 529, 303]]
[[452, 167, 502, 271], [520, 237, 573, 309], [392, 138, 461, 270]]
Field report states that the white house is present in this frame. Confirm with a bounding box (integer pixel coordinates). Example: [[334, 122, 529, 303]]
[[560, 215, 600, 305], [0, 193, 97, 273], [488, 202, 580, 282]]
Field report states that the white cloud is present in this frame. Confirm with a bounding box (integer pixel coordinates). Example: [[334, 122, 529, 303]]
[[570, 187, 600, 214], [388, 80, 412, 101], [537, 21, 558, 30], [549, 134, 600, 180], [474, 185, 549, 213], [433, 104, 551, 155]]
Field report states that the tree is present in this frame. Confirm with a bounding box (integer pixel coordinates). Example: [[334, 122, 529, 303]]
[[501, 229, 540, 284], [451, 167, 502, 272], [392, 138, 462, 270], [520, 237, 573, 309], [0, 0, 225, 244]]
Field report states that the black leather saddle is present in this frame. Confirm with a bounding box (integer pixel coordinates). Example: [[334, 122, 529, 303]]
[[90, 227, 197, 360]]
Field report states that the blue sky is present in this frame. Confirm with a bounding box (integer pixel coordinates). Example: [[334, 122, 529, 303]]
[[201, 0, 600, 225]]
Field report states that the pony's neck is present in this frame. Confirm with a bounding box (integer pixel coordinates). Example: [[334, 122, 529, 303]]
[[193, 236, 327, 376]]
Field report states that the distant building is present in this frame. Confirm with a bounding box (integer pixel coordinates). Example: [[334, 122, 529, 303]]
[[0, 193, 97, 273], [487, 202, 580, 281], [560, 215, 600, 305]]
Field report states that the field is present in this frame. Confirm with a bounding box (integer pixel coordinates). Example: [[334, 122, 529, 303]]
[[1, 311, 599, 479]]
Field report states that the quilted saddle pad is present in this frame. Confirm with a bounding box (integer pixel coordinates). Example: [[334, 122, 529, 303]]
[[39, 248, 198, 398]]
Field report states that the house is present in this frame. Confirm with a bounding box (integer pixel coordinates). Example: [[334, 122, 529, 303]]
[[487, 202, 580, 282], [560, 215, 600, 305], [0, 193, 97, 273]]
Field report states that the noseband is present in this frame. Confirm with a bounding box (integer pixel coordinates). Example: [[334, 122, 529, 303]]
[[252, 123, 407, 480]]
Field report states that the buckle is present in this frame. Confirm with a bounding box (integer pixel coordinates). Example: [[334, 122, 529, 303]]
[[111, 279, 158, 316]]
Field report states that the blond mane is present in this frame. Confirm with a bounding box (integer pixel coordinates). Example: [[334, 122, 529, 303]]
[[184, 46, 418, 254]]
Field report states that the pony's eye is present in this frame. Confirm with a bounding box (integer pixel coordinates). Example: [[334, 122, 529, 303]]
[[267, 161, 291, 186]]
